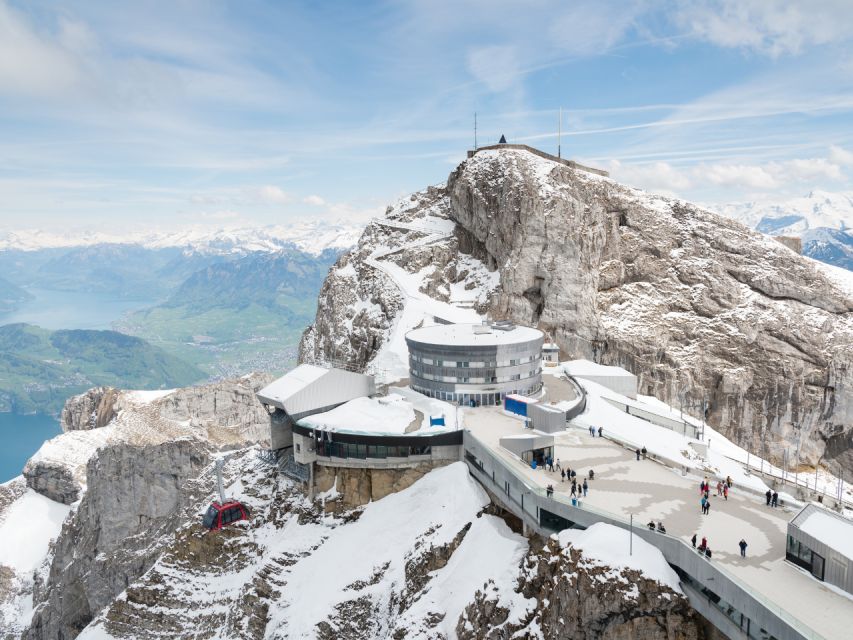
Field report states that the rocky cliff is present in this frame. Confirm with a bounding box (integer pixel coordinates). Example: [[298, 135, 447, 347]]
[[300, 148, 853, 474]]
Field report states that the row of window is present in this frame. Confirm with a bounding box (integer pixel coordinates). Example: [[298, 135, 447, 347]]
[[411, 386, 542, 405], [786, 535, 825, 581], [414, 370, 538, 383], [410, 354, 537, 367], [317, 442, 432, 460]]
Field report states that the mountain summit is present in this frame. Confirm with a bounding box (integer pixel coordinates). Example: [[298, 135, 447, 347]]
[[301, 146, 853, 474]]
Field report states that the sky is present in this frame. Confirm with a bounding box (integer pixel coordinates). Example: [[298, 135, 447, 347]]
[[1, 0, 852, 233]]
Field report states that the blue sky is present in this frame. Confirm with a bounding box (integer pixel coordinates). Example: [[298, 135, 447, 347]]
[[1, 0, 852, 232]]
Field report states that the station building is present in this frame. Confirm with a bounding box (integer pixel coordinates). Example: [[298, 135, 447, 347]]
[[405, 321, 545, 405]]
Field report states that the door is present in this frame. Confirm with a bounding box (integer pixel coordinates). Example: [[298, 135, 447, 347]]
[[811, 552, 825, 581]]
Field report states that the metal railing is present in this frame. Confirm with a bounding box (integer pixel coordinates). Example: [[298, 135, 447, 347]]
[[462, 430, 826, 640]]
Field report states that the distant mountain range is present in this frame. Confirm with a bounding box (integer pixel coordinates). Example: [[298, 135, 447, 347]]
[[715, 190, 853, 270], [0, 219, 365, 257]]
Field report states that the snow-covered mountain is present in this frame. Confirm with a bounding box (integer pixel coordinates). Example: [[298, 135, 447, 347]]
[[715, 190, 853, 270], [302, 147, 853, 473], [0, 220, 365, 257]]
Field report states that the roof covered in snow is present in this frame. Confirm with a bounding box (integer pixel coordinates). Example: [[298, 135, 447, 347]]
[[791, 504, 853, 561], [563, 360, 636, 378], [406, 322, 543, 348], [256, 364, 375, 418]]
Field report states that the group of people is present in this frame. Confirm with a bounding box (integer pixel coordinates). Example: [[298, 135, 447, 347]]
[[542, 458, 592, 500], [698, 476, 734, 515], [588, 425, 603, 437], [765, 489, 779, 507], [647, 520, 666, 533], [634, 446, 647, 460], [691, 534, 713, 559]]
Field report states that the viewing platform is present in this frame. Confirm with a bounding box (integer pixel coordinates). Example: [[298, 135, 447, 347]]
[[467, 143, 610, 177]]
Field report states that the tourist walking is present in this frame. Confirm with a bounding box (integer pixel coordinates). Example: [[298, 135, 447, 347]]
[[641, 446, 647, 459], [765, 489, 772, 506], [726, 475, 733, 488], [771, 491, 779, 507], [570, 483, 577, 497], [582, 479, 588, 497], [691, 533, 697, 548], [716, 481, 723, 496], [561, 469, 566, 483], [570, 469, 577, 481], [700, 496, 707, 513], [588, 469, 595, 480], [636, 448, 641, 461], [739, 539, 748, 557], [598, 427, 603, 437], [723, 485, 728, 501]]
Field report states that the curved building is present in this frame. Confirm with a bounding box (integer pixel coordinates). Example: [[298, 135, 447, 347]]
[[406, 321, 544, 405]]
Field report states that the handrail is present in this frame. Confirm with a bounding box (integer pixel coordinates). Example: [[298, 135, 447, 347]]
[[562, 374, 587, 422], [463, 430, 826, 640]]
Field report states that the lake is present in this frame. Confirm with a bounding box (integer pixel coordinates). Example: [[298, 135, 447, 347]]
[[0, 287, 160, 331], [0, 412, 62, 483]]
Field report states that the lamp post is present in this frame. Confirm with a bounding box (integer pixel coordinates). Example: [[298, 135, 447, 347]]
[[629, 514, 633, 556]]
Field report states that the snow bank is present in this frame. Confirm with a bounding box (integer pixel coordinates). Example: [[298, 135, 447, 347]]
[[557, 523, 682, 593], [124, 389, 176, 404], [0, 489, 70, 572], [266, 462, 527, 638]]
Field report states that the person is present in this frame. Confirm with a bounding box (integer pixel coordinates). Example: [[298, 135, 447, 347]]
[[588, 469, 595, 480], [570, 469, 577, 481], [699, 481, 706, 495], [570, 483, 577, 497], [546, 484, 554, 498], [771, 490, 779, 507], [701, 536, 708, 550], [705, 499, 711, 515], [726, 475, 733, 488], [641, 446, 647, 459], [556, 459, 561, 471], [691, 533, 697, 548], [648, 520, 656, 530], [739, 539, 748, 557], [582, 479, 588, 497], [547, 456, 553, 472], [657, 522, 666, 533], [561, 468, 566, 483], [723, 485, 729, 501], [598, 426, 603, 437], [589, 425, 594, 436], [765, 489, 772, 506], [700, 496, 706, 513], [716, 481, 723, 496], [636, 448, 641, 461], [705, 547, 712, 560]]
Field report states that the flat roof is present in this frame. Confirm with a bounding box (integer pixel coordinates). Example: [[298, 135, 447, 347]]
[[406, 323, 543, 347], [563, 359, 636, 378], [792, 504, 853, 561], [256, 364, 328, 407]]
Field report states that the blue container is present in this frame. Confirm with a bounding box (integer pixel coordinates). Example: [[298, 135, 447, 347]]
[[505, 396, 528, 417]]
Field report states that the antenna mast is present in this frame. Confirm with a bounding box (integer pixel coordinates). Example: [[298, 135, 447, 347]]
[[558, 106, 562, 159], [474, 112, 478, 150]]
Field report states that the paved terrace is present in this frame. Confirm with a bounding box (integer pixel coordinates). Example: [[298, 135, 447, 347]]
[[464, 406, 853, 640]]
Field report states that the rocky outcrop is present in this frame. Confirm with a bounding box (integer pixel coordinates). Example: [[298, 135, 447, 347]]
[[301, 147, 853, 473], [25, 440, 209, 640], [61, 387, 120, 431], [313, 461, 449, 509], [458, 533, 702, 640], [22, 459, 80, 504]]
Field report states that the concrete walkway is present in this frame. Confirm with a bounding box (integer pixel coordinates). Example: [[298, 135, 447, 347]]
[[464, 408, 853, 640]]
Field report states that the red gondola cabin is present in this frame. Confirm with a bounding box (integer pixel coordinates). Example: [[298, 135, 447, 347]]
[[202, 501, 250, 530]]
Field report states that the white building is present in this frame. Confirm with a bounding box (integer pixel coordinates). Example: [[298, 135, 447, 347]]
[[563, 359, 638, 399]]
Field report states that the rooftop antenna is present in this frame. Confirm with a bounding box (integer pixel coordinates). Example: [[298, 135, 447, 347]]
[[558, 106, 562, 159], [474, 112, 478, 151]]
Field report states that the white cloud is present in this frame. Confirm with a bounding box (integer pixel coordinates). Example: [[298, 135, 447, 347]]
[[303, 195, 326, 206], [257, 185, 291, 204], [609, 160, 692, 192], [466, 45, 520, 93], [703, 163, 778, 189], [829, 145, 853, 166], [674, 0, 852, 57], [0, 1, 85, 96]]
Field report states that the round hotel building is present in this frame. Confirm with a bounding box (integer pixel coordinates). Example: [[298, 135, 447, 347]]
[[405, 321, 544, 405]]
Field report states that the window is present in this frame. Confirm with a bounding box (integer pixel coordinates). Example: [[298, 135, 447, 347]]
[[296, 443, 301, 453], [457, 361, 469, 368], [459, 377, 469, 383], [511, 374, 521, 381]]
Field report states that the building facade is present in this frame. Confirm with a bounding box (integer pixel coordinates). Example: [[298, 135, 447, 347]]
[[786, 504, 853, 595], [406, 322, 544, 405]]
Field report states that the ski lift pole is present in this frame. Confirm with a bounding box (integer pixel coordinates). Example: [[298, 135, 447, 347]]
[[215, 458, 226, 503]]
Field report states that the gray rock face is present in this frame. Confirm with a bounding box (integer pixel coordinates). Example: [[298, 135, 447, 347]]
[[301, 148, 853, 474], [22, 459, 80, 505], [25, 440, 209, 640], [61, 387, 120, 432]]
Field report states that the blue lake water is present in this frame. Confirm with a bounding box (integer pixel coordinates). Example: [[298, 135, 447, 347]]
[[0, 287, 160, 331], [0, 412, 62, 483]]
